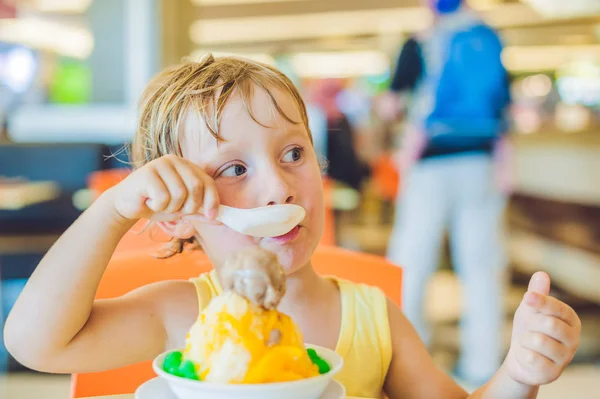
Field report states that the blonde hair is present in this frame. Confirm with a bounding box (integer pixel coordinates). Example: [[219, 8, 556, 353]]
[[131, 54, 313, 257], [132, 54, 312, 167]]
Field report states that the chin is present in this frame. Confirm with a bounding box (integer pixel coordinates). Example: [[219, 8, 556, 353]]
[[272, 247, 313, 276], [278, 255, 311, 276], [261, 230, 319, 275]]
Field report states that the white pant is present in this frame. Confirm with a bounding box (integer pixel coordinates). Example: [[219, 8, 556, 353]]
[[387, 154, 507, 382]]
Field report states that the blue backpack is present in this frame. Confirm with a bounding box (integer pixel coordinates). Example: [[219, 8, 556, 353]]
[[425, 24, 510, 147]]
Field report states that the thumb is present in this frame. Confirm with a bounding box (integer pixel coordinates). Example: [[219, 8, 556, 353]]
[[527, 271, 551, 296]]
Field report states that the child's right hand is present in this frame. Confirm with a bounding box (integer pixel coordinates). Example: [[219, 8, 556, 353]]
[[108, 155, 220, 222]]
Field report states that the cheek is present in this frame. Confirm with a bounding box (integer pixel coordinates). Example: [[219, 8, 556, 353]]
[[215, 182, 248, 208], [215, 180, 266, 209], [301, 172, 324, 212]]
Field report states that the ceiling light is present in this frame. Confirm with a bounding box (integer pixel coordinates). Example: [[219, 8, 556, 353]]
[[190, 3, 539, 46], [502, 45, 600, 72], [190, 8, 431, 45], [192, 0, 310, 5], [0, 17, 94, 59], [12, 0, 93, 13], [521, 0, 600, 18], [291, 51, 390, 78]]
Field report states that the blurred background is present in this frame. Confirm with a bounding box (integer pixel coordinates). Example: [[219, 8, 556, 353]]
[[1, 0, 599, 398]]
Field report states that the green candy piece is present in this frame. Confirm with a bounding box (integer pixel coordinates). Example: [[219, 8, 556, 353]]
[[306, 348, 319, 361], [163, 351, 183, 374], [306, 349, 331, 374], [315, 358, 331, 375], [178, 360, 200, 380]]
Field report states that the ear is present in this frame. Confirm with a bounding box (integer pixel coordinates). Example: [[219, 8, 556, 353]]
[[156, 220, 196, 239]]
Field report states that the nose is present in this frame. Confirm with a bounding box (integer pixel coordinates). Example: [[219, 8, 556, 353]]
[[263, 168, 296, 206]]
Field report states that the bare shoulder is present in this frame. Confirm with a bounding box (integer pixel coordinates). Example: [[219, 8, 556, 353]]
[[123, 280, 199, 349], [385, 298, 419, 345], [126, 279, 198, 307]]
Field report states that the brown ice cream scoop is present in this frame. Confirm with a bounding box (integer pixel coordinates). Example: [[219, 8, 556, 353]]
[[218, 247, 286, 310]]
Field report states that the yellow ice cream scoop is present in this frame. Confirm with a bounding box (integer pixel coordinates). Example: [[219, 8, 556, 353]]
[[183, 291, 319, 384]]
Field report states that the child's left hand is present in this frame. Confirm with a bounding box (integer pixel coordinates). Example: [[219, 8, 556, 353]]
[[504, 272, 581, 387]]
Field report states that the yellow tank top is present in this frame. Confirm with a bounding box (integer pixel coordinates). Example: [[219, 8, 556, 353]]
[[190, 271, 392, 399]]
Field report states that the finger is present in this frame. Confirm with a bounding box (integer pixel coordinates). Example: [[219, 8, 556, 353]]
[[527, 271, 551, 296], [182, 214, 222, 225], [201, 177, 220, 219], [150, 212, 184, 222], [174, 159, 220, 219], [520, 332, 570, 365], [515, 347, 555, 372], [144, 172, 171, 213], [173, 162, 206, 215], [156, 163, 188, 213], [523, 293, 579, 327], [528, 313, 577, 348]]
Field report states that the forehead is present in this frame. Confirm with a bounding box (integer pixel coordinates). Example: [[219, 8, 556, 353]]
[[180, 84, 305, 162]]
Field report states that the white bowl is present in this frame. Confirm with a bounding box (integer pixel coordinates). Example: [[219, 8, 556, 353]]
[[152, 344, 344, 399], [135, 377, 346, 399]]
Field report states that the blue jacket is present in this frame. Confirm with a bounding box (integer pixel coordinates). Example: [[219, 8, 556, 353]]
[[397, 9, 511, 159]]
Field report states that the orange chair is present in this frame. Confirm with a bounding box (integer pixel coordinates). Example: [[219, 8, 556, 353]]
[[87, 169, 131, 198], [71, 246, 401, 398], [113, 223, 171, 254]]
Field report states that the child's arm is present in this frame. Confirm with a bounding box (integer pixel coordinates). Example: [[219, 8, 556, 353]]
[[4, 155, 219, 373], [384, 272, 581, 399], [383, 296, 469, 398]]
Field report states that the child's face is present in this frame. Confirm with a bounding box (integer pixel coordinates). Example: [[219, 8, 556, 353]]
[[181, 86, 325, 274]]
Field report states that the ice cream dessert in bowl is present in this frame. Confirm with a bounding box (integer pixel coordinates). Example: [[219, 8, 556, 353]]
[[152, 247, 344, 399]]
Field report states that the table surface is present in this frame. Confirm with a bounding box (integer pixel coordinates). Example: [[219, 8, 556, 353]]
[[89, 396, 365, 399], [0, 180, 60, 210], [88, 396, 133, 399]]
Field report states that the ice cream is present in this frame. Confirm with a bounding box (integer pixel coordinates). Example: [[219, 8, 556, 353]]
[[183, 291, 319, 383], [216, 247, 286, 310], [174, 247, 325, 384]]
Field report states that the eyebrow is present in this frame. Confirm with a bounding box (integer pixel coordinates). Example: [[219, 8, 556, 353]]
[[202, 125, 309, 159], [202, 140, 235, 163]]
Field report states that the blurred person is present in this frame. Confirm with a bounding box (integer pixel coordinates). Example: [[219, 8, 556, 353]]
[[377, 34, 423, 122], [386, 0, 513, 386], [311, 78, 370, 191]]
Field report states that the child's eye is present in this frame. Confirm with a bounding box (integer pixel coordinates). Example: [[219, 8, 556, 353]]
[[282, 146, 304, 163], [221, 164, 247, 177]]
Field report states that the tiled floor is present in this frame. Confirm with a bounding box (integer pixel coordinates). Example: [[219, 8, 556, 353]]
[[2, 364, 599, 398]]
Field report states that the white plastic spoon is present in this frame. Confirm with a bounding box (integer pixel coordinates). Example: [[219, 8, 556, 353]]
[[217, 204, 306, 237], [153, 204, 306, 237]]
